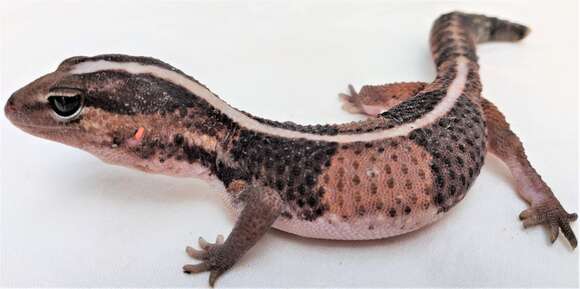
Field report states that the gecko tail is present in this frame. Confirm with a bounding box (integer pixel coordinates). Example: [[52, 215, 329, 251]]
[[430, 11, 530, 67], [461, 12, 531, 43]]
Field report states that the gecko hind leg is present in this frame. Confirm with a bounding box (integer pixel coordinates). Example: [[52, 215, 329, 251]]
[[338, 81, 427, 116], [183, 185, 283, 286], [481, 98, 577, 248]]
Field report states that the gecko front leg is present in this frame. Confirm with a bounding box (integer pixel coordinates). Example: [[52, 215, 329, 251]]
[[183, 184, 283, 286], [481, 98, 577, 248]]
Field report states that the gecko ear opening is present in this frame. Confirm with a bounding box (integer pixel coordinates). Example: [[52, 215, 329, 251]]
[[48, 94, 84, 120]]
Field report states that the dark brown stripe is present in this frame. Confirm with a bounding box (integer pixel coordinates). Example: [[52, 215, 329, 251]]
[[60, 54, 211, 90], [228, 128, 338, 221]]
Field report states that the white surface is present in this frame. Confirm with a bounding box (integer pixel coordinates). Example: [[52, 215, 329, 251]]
[[1, 0, 578, 287]]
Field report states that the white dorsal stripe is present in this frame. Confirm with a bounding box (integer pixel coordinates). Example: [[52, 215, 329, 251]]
[[70, 58, 469, 143]]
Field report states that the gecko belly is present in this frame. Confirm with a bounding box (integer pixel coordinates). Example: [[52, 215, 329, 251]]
[[272, 208, 444, 240]]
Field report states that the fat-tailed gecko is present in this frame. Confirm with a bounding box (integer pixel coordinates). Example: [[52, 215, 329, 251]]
[[4, 11, 576, 286]]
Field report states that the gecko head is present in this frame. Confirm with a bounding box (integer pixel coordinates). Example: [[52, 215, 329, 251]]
[[4, 57, 88, 145], [5, 54, 229, 177]]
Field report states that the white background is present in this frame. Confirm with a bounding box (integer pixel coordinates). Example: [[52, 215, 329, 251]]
[[1, 0, 578, 287]]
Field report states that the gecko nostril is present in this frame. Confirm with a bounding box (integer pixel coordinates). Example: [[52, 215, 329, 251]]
[[4, 96, 18, 116], [7, 96, 15, 106]]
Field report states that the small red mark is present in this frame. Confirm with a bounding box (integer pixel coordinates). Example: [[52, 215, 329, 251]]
[[133, 127, 145, 141], [127, 127, 145, 147]]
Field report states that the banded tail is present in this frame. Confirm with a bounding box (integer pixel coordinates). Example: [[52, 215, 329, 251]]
[[430, 11, 531, 68]]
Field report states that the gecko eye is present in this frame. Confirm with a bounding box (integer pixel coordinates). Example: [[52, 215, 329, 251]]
[[48, 94, 84, 119]]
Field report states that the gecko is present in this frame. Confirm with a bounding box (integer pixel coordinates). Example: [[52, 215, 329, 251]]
[[4, 11, 577, 286]]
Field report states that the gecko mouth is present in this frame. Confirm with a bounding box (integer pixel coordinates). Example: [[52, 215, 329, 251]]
[[9, 121, 80, 132]]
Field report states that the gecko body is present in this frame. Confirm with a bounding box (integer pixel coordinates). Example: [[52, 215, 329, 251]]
[[5, 11, 576, 286]]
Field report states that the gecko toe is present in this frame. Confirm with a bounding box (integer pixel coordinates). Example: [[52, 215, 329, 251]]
[[183, 262, 210, 274], [209, 270, 225, 287], [518, 208, 534, 220], [549, 223, 559, 243], [186, 246, 208, 260], [216, 234, 225, 244], [558, 219, 577, 249], [522, 216, 542, 228]]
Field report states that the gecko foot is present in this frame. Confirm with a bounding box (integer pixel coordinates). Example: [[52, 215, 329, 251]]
[[183, 234, 232, 287], [519, 197, 578, 248], [338, 84, 365, 115]]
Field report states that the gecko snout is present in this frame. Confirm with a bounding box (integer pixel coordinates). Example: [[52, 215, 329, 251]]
[[4, 95, 16, 114], [4, 91, 22, 125]]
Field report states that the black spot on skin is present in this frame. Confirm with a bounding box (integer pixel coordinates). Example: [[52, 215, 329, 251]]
[[385, 164, 392, 174], [307, 196, 317, 207], [280, 211, 293, 219], [449, 185, 457, 195], [387, 178, 395, 189], [431, 164, 440, 174], [376, 202, 384, 210], [276, 165, 285, 175], [389, 208, 397, 217], [314, 207, 324, 217], [435, 175, 445, 188], [449, 170, 456, 180], [456, 156, 465, 167], [179, 107, 188, 117], [352, 175, 361, 185], [297, 199, 305, 207], [112, 136, 123, 146], [404, 206, 412, 215], [305, 175, 316, 186], [173, 134, 184, 145], [434, 193, 445, 205], [337, 180, 344, 191], [370, 183, 378, 195], [275, 179, 285, 191]]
